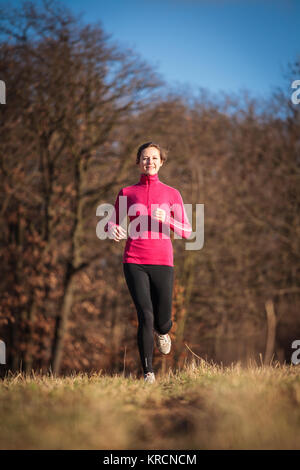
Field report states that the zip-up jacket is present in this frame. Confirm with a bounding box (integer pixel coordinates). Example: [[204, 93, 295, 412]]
[[105, 172, 192, 266]]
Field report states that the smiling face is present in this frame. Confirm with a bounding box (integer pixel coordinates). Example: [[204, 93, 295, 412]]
[[139, 146, 163, 175]]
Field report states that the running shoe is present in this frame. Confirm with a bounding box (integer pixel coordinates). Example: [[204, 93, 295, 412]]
[[144, 372, 156, 383], [154, 330, 171, 354]]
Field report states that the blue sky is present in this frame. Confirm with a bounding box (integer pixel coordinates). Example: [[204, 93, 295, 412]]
[[11, 0, 300, 99]]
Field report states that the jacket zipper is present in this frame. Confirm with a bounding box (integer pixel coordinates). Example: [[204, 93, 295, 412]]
[[147, 177, 150, 210]]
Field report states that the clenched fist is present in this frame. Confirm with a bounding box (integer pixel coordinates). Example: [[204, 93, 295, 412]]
[[110, 224, 127, 242], [152, 208, 166, 222]]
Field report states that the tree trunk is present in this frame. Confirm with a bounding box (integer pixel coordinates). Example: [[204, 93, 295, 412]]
[[264, 299, 276, 365], [51, 275, 75, 375]]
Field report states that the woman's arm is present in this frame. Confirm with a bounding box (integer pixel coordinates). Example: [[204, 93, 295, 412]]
[[105, 188, 127, 241], [164, 190, 192, 239]]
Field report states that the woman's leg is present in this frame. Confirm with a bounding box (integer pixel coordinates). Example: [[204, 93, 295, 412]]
[[148, 265, 174, 335], [123, 263, 155, 374]]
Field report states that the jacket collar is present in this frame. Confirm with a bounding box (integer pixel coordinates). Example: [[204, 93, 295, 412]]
[[139, 172, 160, 185]]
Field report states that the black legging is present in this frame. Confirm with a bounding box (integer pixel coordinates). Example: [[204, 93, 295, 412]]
[[123, 263, 174, 374]]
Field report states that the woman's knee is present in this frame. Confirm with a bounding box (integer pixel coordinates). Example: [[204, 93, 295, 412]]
[[137, 308, 154, 328]]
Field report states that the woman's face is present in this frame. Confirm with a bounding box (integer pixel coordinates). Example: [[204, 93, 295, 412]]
[[139, 147, 163, 175]]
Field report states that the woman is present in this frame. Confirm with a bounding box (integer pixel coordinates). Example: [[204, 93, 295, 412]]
[[106, 142, 192, 383]]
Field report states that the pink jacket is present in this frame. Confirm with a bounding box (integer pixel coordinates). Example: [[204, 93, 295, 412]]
[[105, 173, 192, 266]]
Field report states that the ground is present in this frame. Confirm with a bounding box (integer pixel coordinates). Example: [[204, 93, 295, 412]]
[[0, 359, 299, 450]]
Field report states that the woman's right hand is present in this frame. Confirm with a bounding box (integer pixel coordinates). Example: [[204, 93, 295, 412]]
[[110, 224, 127, 242]]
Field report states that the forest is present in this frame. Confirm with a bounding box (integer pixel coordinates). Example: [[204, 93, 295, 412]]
[[0, 0, 299, 377]]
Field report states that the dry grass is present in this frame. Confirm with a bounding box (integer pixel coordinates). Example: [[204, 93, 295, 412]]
[[0, 358, 299, 449]]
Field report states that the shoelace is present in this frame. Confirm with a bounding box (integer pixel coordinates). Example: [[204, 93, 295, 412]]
[[158, 334, 169, 344]]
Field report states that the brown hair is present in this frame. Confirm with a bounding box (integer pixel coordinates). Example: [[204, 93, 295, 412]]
[[136, 142, 168, 165]]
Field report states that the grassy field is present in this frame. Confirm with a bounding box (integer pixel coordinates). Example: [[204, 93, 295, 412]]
[[0, 359, 299, 450]]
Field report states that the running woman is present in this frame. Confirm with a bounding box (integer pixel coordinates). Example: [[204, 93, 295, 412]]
[[105, 142, 192, 383]]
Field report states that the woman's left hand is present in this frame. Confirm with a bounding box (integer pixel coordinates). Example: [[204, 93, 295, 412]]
[[153, 208, 166, 222]]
